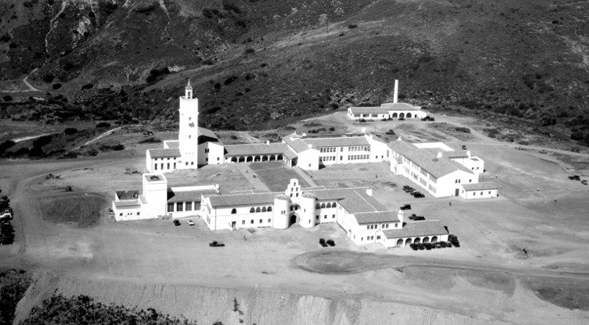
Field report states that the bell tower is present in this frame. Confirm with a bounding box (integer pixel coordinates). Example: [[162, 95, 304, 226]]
[[178, 79, 199, 168]]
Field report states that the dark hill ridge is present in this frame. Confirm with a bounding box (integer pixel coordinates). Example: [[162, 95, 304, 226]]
[[0, 0, 588, 143]]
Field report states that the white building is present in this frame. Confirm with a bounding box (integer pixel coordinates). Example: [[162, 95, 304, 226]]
[[114, 176, 448, 248], [388, 138, 496, 199], [347, 80, 428, 121]]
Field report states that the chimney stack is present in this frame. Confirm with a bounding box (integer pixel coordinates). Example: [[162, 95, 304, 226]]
[[393, 79, 399, 104]]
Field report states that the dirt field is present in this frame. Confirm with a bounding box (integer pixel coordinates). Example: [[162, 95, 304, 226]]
[[1, 112, 589, 324]]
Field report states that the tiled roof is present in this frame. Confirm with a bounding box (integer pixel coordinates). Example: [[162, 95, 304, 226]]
[[348, 107, 390, 115], [116, 190, 139, 200], [224, 143, 289, 156], [354, 211, 399, 225], [380, 103, 421, 111], [461, 182, 498, 191], [382, 220, 448, 239], [165, 140, 180, 149], [282, 135, 310, 153], [304, 136, 370, 148], [148, 148, 181, 158], [207, 192, 279, 207], [388, 141, 473, 178], [198, 127, 218, 139], [168, 188, 219, 203], [284, 148, 298, 159], [306, 188, 386, 214]]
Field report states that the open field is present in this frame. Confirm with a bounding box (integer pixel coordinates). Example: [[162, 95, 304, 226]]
[[1, 111, 589, 324]]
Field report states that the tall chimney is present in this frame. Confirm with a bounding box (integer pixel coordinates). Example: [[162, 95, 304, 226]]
[[393, 79, 399, 104]]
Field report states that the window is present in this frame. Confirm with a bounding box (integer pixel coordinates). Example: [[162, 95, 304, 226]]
[[251, 220, 254, 224], [250, 207, 255, 213], [259, 219, 262, 223], [232, 208, 237, 214], [361, 237, 363, 241], [205, 148, 209, 153], [167, 203, 174, 212], [186, 162, 188, 166], [324, 215, 327, 219], [332, 214, 335, 218], [177, 202, 183, 211], [316, 203, 320, 209], [186, 202, 193, 211], [167, 163, 170, 169], [316, 215, 319, 220], [268, 218, 271, 223], [242, 220, 245, 225], [256, 207, 261, 213], [154, 164, 158, 170], [262, 207, 267, 212], [377, 235, 381, 240], [119, 213, 123, 216], [137, 212, 140, 215], [268, 206, 272, 212]]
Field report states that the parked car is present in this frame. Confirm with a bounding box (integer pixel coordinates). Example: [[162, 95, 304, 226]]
[[424, 243, 432, 250], [187, 220, 195, 226], [413, 192, 425, 198], [417, 243, 425, 250], [173, 219, 181, 226], [582, 180, 588, 185], [409, 213, 417, 220], [412, 216, 425, 221], [568, 175, 581, 181], [326, 239, 335, 247], [319, 238, 328, 247], [461, 145, 467, 150], [410, 243, 418, 250], [440, 242, 448, 248], [434, 242, 442, 249], [400, 204, 412, 210], [209, 241, 225, 247]]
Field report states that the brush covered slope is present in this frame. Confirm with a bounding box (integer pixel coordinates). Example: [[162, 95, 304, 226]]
[[0, 0, 588, 143]]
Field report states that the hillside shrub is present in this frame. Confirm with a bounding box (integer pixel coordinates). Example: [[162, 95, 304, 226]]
[[20, 294, 192, 325], [29, 147, 44, 157], [96, 122, 111, 128], [0, 33, 11, 42], [63, 128, 78, 135], [146, 67, 170, 83], [455, 127, 471, 133], [347, 24, 357, 29], [202, 8, 220, 18], [3, 95, 13, 102], [33, 135, 52, 147], [134, 2, 158, 14], [81, 83, 93, 90], [52, 83, 61, 90], [14, 148, 30, 156], [224, 76, 238, 85], [0, 270, 31, 324]]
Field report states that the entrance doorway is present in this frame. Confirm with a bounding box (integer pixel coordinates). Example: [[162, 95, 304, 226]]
[[289, 214, 297, 227], [455, 188, 459, 196], [231, 221, 236, 230]]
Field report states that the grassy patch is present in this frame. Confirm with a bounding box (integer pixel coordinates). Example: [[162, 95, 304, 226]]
[[38, 193, 108, 227], [249, 162, 309, 191]]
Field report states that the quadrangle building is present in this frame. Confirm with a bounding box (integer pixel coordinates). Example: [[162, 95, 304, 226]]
[[111, 81, 498, 248]]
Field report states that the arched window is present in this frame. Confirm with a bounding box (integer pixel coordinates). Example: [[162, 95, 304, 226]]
[[256, 207, 261, 213], [262, 207, 267, 212], [320, 203, 326, 208], [267, 206, 272, 212], [327, 203, 332, 208], [231, 208, 237, 214], [316, 203, 320, 209], [249, 207, 255, 213]]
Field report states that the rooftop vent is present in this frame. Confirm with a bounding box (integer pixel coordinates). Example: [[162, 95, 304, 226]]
[[150, 176, 160, 181]]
